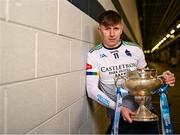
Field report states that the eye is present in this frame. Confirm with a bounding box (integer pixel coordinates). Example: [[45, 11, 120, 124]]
[[105, 27, 110, 30], [114, 27, 120, 30]]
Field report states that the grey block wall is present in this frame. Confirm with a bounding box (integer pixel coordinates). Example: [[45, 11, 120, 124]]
[[0, 0, 110, 134]]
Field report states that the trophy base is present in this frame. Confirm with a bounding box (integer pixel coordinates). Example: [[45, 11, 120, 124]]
[[132, 105, 159, 122]]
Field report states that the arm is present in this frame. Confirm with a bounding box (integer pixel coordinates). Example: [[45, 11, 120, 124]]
[[86, 52, 116, 110], [86, 75, 116, 109]]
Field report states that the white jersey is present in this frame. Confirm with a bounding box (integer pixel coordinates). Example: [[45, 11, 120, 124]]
[[86, 41, 147, 110]]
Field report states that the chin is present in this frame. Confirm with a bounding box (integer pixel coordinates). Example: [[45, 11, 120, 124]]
[[108, 44, 117, 48], [109, 42, 117, 46]]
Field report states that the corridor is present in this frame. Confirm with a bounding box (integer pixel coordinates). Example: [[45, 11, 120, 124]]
[[148, 61, 180, 134]]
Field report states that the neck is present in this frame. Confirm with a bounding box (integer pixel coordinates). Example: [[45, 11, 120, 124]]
[[103, 41, 121, 49]]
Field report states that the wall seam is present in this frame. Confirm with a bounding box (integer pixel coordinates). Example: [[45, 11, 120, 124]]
[[35, 32, 38, 78]]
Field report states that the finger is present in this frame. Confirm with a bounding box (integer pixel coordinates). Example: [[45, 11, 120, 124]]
[[122, 114, 129, 122], [166, 74, 175, 79], [166, 77, 175, 82], [163, 70, 171, 75], [164, 72, 174, 79], [167, 78, 176, 82], [126, 116, 132, 123], [165, 79, 175, 84], [122, 113, 132, 123], [169, 84, 175, 87], [123, 117, 127, 121], [124, 112, 133, 123], [165, 81, 175, 86]]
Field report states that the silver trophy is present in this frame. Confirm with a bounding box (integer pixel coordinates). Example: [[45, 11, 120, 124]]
[[124, 69, 162, 121]]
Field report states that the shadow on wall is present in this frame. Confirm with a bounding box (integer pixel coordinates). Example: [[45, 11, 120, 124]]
[[87, 96, 110, 134]]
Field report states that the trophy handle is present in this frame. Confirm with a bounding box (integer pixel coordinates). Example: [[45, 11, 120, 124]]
[[114, 75, 126, 87]]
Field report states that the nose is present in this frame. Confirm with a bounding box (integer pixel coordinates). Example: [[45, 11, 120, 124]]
[[110, 29, 115, 37]]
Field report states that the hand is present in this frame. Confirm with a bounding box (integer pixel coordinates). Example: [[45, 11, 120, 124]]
[[162, 70, 175, 86], [120, 106, 135, 123]]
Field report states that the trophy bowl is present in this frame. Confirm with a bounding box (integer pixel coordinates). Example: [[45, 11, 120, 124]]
[[125, 69, 162, 121]]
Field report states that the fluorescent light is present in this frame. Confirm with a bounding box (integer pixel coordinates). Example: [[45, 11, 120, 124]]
[[163, 37, 167, 41], [151, 44, 160, 52], [176, 23, 180, 29], [144, 50, 151, 54], [166, 34, 170, 38], [170, 29, 175, 34], [160, 40, 164, 44]]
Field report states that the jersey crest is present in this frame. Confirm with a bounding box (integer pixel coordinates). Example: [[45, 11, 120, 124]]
[[125, 49, 132, 56]]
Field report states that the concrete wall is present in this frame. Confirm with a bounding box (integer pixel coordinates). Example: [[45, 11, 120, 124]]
[[0, 0, 110, 134], [99, 0, 142, 46], [119, 0, 143, 45]]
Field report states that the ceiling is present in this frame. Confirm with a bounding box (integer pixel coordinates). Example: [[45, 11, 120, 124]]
[[136, 0, 180, 50]]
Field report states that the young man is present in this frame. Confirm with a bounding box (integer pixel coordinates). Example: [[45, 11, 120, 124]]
[[86, 10, 175, 134]]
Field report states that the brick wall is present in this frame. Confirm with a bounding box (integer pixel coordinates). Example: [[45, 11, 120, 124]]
[[0, 0, 110, 134]]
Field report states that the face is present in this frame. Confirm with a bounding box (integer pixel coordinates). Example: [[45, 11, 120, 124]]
[[98, 23, 123, 48]]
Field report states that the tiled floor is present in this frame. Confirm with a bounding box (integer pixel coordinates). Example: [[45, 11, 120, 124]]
[[148, 61, 180, 134]]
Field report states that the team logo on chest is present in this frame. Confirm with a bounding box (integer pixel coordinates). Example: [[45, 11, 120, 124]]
[[100, 54, 107, 58], [125, 49, 132, 56]]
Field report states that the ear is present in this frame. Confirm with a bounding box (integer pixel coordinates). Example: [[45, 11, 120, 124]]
[[98, 25, 100, 32], [98, 26, 102, 35]]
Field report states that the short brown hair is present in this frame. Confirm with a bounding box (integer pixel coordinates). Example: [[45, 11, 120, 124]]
[[98, 10, 122, 26]]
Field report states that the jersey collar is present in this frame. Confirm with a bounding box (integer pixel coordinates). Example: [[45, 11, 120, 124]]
[[102, 41, 122, 50]]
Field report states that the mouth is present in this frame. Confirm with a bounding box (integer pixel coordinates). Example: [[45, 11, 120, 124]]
[[109, 38, 116, 40], [109, 39, 116, 41]]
